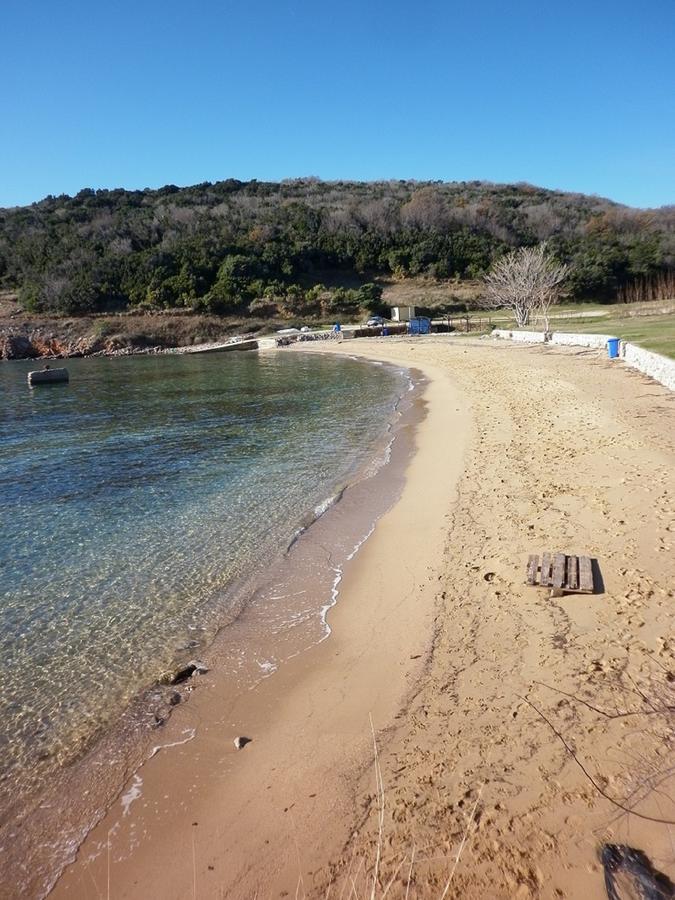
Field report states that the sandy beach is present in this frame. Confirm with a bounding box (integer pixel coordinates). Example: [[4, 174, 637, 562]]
[[50, 335, 674, 899]]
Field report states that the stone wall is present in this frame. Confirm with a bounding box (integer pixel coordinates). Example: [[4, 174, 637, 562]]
[[492, 329, 614, 350], [492, 329, 547, 343], [622, 342, 675, 391], [550, 332, 616, 350]]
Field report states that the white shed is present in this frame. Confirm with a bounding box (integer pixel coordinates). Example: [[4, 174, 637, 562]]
[[390, 306, 415, 322]]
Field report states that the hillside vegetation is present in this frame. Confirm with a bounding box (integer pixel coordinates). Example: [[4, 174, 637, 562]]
[[1, 179, 673, 319]]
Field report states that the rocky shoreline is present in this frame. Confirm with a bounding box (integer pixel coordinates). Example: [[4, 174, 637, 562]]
[[0, 328, 169, 360], [0, 303, 273, 360]]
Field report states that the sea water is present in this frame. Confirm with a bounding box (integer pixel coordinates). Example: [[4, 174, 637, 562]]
[[0, 349, 409, 891]]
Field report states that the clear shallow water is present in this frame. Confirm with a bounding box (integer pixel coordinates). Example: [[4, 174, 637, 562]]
[[0, 350, 407, 810]]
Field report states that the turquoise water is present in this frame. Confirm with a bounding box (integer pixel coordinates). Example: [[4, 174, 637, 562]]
[[0, 350, 407, 811]]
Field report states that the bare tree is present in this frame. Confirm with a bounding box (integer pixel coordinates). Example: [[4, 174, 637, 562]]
[[617, 271, 675, 304], [480, 243, 568, 329]]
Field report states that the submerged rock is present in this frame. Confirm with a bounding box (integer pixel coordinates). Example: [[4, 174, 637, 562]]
[[160, 660, 209, 685]]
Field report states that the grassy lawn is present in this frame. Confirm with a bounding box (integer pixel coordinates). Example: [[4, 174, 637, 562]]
[[548, 312, 675, 359]]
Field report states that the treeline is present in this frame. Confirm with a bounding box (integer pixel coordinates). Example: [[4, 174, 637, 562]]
[[0, 178, 673, 317]]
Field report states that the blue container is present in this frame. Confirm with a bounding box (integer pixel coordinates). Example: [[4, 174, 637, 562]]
[[408, 316, 431, 335], [607, 337, 620, 359], [382, 327, 389, 336]]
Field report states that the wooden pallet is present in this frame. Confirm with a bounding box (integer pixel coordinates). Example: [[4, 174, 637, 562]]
[[526, 552, 594, 596]]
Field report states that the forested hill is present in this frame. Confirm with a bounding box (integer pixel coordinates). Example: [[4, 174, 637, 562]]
[[1, 178, 673, 318]]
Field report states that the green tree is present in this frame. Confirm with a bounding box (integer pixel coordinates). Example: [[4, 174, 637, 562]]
[[356, 282, 383, 310]]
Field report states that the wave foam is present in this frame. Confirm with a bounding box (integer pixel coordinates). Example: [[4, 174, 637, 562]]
[[149, 727, 196, 760], [121, 774, 143, 817]]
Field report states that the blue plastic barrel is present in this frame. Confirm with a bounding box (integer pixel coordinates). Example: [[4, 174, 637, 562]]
[[382, 327, 389, 336], [607, 338, 620, 359]]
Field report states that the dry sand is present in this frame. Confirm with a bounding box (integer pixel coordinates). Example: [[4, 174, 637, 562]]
[[50, 336, 674, 899]]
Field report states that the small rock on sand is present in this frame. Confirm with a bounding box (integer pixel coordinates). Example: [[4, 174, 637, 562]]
[[234, 736, 252, 750]]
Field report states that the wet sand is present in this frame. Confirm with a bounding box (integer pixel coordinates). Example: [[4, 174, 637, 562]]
[[50, 336, 674, 899]]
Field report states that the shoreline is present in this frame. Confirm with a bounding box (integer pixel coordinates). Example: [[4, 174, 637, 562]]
[[49, 345, 469, 899], [1, 352, 415, 898], [50, 336, 675, 898]]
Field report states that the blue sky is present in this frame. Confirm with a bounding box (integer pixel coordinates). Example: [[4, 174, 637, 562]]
[[2, 0, 674, 208]]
